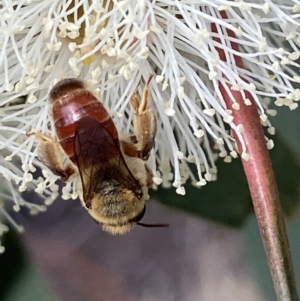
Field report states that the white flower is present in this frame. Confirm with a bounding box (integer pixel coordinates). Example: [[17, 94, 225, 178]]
[[1, 0, 300, 246]]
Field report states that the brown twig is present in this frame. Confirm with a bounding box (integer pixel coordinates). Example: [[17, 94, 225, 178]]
[[211, 12, 299, 301]]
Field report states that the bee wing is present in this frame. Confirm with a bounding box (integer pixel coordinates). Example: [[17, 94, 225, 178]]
[[74, 116, 142, 208]]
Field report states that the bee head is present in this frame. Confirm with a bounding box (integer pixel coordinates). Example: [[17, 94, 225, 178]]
[[86, 179, 148, 235], [99, 205, 146, 235]]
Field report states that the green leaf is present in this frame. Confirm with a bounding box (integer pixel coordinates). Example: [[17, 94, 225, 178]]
[[0, 230, 61, 301], [0, 230, 26, 300], [153, 133, 300, 227], [152, 157, 252, 228]]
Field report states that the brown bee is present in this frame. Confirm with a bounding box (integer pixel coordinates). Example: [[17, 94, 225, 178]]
[[27, 77, 167, 234]]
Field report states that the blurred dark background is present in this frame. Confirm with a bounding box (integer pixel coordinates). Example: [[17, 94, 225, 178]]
[[2, 102, 300, 301]]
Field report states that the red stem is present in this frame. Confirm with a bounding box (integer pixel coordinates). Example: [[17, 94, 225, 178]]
[[211, 13, 299, 301]]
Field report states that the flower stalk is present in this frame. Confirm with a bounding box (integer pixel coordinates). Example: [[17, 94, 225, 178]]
[[212, 12, 299, 301]]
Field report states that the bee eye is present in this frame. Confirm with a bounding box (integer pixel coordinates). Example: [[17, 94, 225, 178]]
[[129, 206, 146, 223]]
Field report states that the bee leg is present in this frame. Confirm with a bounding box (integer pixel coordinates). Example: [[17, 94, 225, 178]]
[[27, 131, 77, 181], [129, 76, 157, 161]]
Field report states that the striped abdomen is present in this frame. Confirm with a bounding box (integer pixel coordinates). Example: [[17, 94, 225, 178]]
[[49, 78, 119, 162]]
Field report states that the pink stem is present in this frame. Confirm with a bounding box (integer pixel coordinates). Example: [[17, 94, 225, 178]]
[[211, 13, 299, 301]]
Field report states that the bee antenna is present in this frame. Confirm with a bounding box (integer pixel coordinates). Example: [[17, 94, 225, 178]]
[[137, 222, 169, 228]]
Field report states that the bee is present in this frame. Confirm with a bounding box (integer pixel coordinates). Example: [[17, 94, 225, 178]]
[[27, 77, 167, 234]]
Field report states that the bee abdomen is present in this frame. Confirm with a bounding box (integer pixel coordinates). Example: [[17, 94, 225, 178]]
[[49, 78, 84, 102], [50, 83, 118, 161]]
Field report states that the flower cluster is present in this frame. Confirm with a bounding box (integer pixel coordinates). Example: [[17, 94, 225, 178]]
[[1, 0, 300, 249]]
